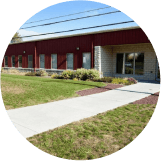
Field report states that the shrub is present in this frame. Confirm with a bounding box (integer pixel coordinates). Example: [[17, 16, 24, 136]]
[[56, 75, 64, 79], [86, 79, 92, 82], [100, 77, 113, 83], [36, 70, 48, 76], [87, 69, 100, 80], [112, 78, 129, 85], [75, 68, 100, 81], [73, 78, 78, 81], [62, 70, 74, 79], [51, 74, 58, 79], [127, 77, 137, 84], [75, 68, 88, 80], [4, 69, 26, 75], [25, 72, 36, 76], [92, 78, 102, 82]]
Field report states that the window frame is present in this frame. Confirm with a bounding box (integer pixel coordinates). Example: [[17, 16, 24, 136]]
[[39, 54, 45, 69], [4, 56, 8, 67], [66, 53, 74, 70], [11, 55, 15, 67], [28, 55, 33, 68], [18, 55, 22, 68], [82, 52, 91, 69], [116, 53, 144, 75], [51, 54, 57, 69]]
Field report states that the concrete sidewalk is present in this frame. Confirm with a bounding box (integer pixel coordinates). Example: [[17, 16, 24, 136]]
[[7, 82, 160, 138]]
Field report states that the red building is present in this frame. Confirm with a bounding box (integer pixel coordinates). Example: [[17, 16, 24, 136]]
[[2, 26, 160, 81]]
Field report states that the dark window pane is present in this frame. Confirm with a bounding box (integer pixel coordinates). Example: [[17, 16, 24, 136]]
[[116, 54, 123, 74], [28, 55, 33, 68], [135, 53, 144, 75], [125, 53, 134, 74], [5, 56, 8, 67], [18, 55, 22, 67]]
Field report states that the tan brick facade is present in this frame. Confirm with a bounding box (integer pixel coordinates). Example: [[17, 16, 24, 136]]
[[94, 43, 158, 80]]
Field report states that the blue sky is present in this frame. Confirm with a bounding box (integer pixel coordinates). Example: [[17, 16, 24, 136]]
[[18, 1, 138, 41]]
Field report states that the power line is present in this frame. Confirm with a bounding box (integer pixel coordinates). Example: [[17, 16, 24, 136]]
[[14, 21, 135, 39], [24, 6, 111, 24], [20, 11, 121, 30]]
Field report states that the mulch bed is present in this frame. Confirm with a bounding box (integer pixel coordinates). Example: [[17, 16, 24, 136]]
[[133, 92, 160, 104], [76, 84, 123, 96], [76, 84, 160, 104]]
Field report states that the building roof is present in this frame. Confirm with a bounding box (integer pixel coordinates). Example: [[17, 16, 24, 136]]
[[11, 26, 140, 45]]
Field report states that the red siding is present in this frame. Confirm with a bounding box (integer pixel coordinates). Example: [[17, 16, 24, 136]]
[[4, 28, 150, 69]]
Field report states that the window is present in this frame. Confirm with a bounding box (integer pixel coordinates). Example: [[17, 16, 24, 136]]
[[135, 53, 144, 75], [28, 55, 33, 68], [82, 52, 91, 69], [5, 56, 8, 67], [125, 53, 134, 74], [11, 55, 15, 67], [51, 54, 57, 69], [67, 53, 73, 70], [40, 54, 45, 68], [116, 54, 124, 74], [18, 55, 22, 68], [116, 53, 144, 75]]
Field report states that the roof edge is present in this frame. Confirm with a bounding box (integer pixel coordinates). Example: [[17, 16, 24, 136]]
[[10, 26, 140, 45]]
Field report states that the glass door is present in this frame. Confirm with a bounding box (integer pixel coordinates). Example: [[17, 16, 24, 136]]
[[156, 59, 160, 81]]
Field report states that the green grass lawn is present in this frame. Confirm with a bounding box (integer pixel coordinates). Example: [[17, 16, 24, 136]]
[[1, 74, 105, 109], [28, 103, 155, 160]]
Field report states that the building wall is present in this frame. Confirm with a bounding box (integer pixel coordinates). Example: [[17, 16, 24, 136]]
[[94, 46, 113, 77], [3, 28, 150, 70], [94, 43, 157, 80], [112, 43, 157, 80]]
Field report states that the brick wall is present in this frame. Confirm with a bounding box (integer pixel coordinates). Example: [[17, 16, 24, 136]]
[[94, 43, 158, 80]]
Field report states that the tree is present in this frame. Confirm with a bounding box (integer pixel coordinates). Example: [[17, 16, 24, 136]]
[[11, 32, 22, 43]]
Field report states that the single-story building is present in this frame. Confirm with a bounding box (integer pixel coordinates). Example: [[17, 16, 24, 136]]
[[2, 26, 160, 81]]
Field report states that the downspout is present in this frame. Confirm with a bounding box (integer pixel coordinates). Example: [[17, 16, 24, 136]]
[[34, 42, 37, 72], [91, 34, 94, 68]]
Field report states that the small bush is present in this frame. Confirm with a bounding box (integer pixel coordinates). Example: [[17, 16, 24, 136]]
[[51, 74, 58, 79], [56, 75, 64, 79], [36, 70, 48, 76], [75, 68, 88, 80], [73, 78, 78, 81], [62, 70, 74, 79], [92, 78, 102, 82], [75, 68, 100, 81], [25, 72, 36, 76], [127, 77, 137, 84], [112, 78, 129, 85], [88, 69, 100, 80], [100, 77, 113, 83], [86, 79, 92, 82], [3, 69, 26, 75]]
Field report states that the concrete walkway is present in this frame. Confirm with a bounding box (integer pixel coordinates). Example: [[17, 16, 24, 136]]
[[7, 82, 160, 138]]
